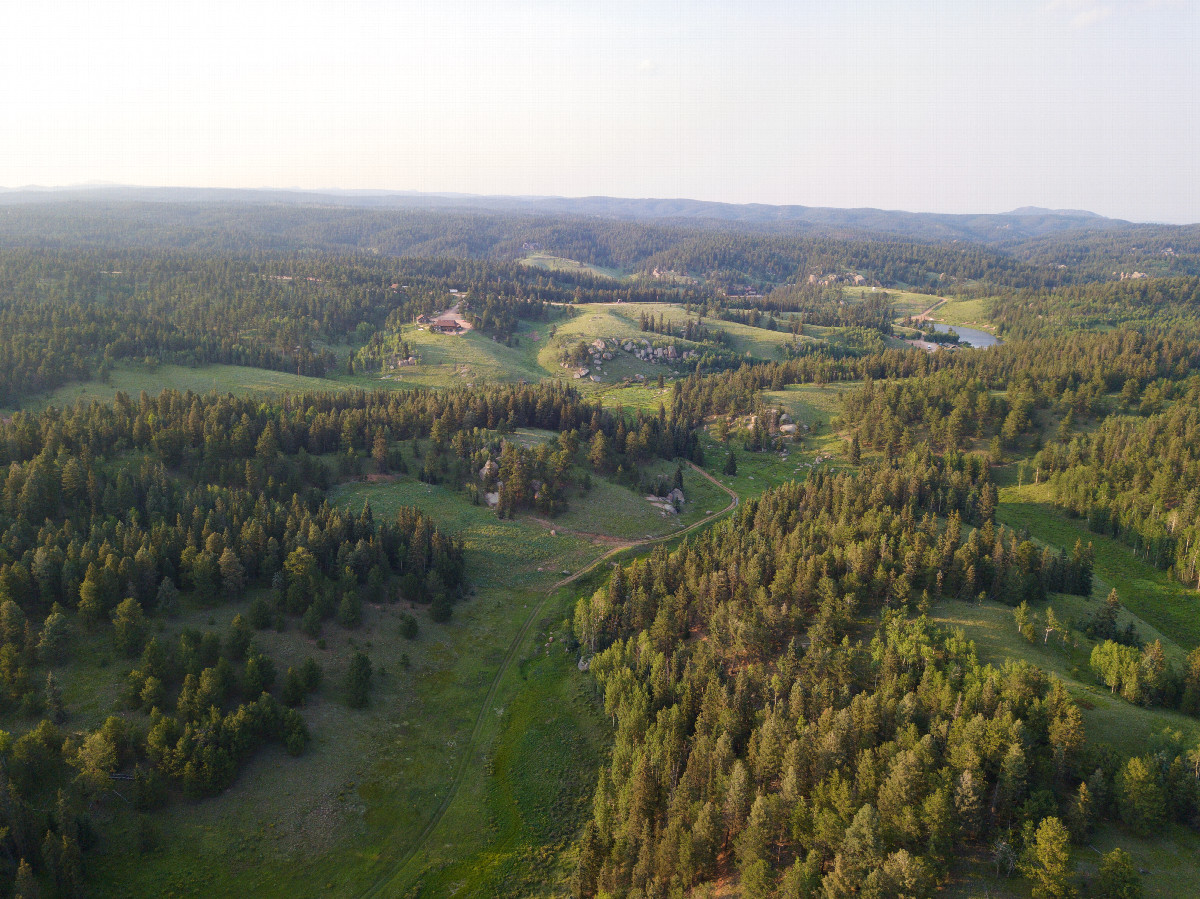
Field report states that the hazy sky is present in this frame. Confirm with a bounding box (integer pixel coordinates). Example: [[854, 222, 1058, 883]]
[[2, 1, 1197, 222]]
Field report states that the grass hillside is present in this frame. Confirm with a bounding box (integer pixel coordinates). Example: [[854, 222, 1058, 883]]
[[548, 459, 727, 542], [915, 295, 997, 333], [714, 316, 816, 358], [90, 469, 607, 897], [383, 322, 549, 389], [519, 253, 626, 281], [998, 481, 1200, 649], [930, 597, 1200, 757], [538, 303, 805, 382]]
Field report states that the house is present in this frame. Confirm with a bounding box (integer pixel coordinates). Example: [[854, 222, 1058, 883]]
[[432, 318, 462, 334], [415, 314, 431, 324]]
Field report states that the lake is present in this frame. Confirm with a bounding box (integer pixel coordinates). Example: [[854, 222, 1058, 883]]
[[933, 323, 1002, 348]]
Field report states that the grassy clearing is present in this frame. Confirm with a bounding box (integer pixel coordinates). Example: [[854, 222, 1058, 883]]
[[1085, 823, 1200, 898], [21, 363, 342, 411], [389, 641, 605, 898], [847, 287, 944, 319], [539, 303, 805, 385], [941, 821, 1200, 899], [936, 476, 1200, 758], [379, 477, 741, 896], [507, 427, 560, 448], [333, 477, 601, 582], [762, 381, 856, 458], [550, 460, 727, 542], [544, 304, 659, 347], [688, 380, 860, 506], [998, 482, 1200, 649], [595, 383, 676, 412], [696, 434, 810, 503], [378, 322, 549, 390], [930, 597, 1200, 757], [711, 318, 810, 360], [520, 253, 626, 281], [924, 296, 996, 332], [535, 305, 694, 392], [88, 474, 610, 898]]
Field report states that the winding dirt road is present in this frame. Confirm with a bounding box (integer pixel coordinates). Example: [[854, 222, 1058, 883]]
[[912, 296, 948, 323]]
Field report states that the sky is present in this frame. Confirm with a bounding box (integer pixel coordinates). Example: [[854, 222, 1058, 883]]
[[1, 1, 1197, 222]]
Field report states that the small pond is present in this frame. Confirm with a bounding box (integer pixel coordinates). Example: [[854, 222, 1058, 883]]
[[932, 323, 1002, 348]]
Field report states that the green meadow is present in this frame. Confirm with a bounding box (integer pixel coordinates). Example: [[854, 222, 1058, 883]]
[[88, 469, 611, 897], [998, 481, 1200, 649], [918, 295, 997, 332], [519, 253, 627, 281]]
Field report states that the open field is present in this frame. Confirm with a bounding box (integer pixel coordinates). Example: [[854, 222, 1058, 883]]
[[920, 296, 996, 332], [538, 303, 806, 381], [761, 381, 858, 462], [549, 459, 728, 542], [592, 382, 676, 411], [380, 321, 549, 389], [998, 481, 1200, 649], [544, 304, 663, 346], [519, 253, 626, 281], [930, 597, 1200, 757], [337, 462, 741, 896], [847, 286, 946, 318], [88, 473, 609, 897], [714, 316, 814, 359], [941, 822, 1200, 899], [535, 305, 699, 391], [696, 434, 809, 502]]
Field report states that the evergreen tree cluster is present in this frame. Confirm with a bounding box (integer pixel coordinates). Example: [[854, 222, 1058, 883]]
[[570, 464, 1114, 898]]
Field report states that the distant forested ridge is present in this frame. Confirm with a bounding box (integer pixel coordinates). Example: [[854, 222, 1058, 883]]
[[3, 194, 1198, 290]]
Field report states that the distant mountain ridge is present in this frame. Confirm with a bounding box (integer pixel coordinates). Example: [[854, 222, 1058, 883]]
[[0, 185, 1155, 243], [1, 186, 1198, 282], [1006, 206, 1109, 219]]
